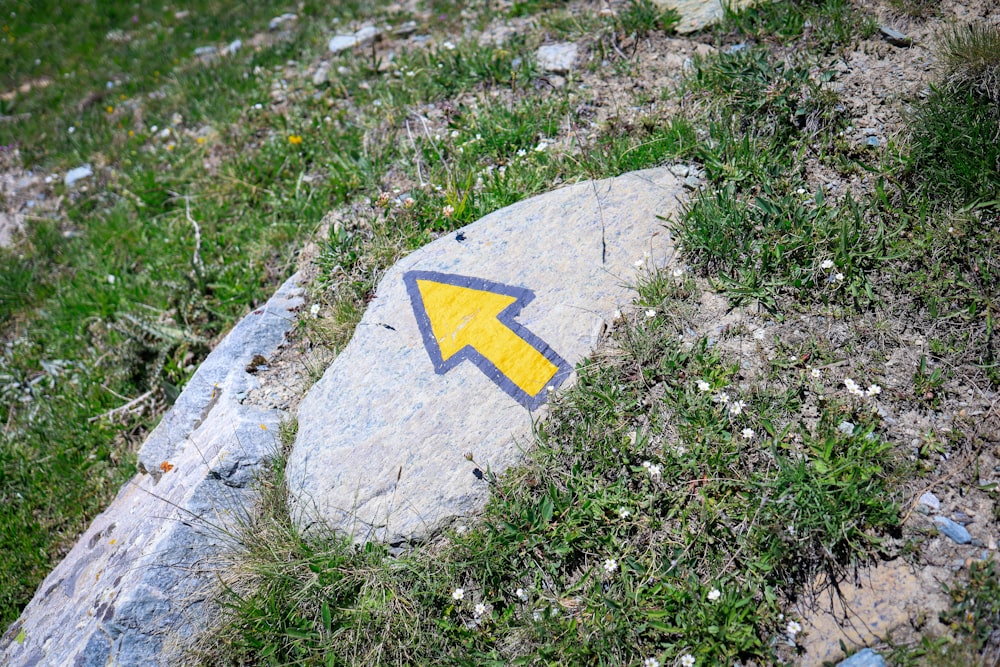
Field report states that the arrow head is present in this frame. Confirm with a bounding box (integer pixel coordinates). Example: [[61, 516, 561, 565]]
[[404, 271, 571, 410]]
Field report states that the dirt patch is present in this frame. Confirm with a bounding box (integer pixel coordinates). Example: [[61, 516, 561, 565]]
[[797, 559, 952, 666], [0, 148, 61, 249]]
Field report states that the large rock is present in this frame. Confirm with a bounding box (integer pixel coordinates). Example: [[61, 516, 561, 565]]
[[1, 275, 304, 666], [286, 168, 685, 545]]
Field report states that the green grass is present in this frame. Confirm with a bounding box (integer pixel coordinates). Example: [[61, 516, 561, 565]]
[[3, 0, 1000, 663], [717, 0, 878, 53], [0, 0, 395, 628], [204, 2, 998, 660], [204, 301, 901, 665]]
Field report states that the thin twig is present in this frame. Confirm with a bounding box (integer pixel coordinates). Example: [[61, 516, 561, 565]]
[[418, 114, 451, 182], [405, 118, 425, 187], [88, 389, 155, 423], [184, 196, 205, 280], [609, 30, 628, 61]]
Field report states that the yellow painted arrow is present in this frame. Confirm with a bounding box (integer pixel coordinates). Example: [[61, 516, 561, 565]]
[[415, 278, 558, 398], [404, 271, 571, 409]]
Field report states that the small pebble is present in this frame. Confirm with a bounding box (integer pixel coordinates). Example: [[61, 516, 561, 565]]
[[875, 405, 897, 425], [64, 165, 93, 187], [951, 510, 974, 525], [917, 491, 940, 512], [934, 515, 972, 544], [879, 26, 912, 47], [836, 648, 887, 667]]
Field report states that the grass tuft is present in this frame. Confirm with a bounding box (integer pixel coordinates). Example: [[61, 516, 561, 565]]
[[938, 23, 1000, 104]]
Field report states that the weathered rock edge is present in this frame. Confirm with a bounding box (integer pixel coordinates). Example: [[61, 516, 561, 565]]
[[286, 168, 685, 546], [1, 274, 304, 667]]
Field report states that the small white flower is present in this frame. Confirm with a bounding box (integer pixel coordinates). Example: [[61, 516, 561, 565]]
[[452, 588, 465, 601], [68, 126, 76, 134], [442, 40, 456, 50], [672, 267, 685, 278], [680, 654, 696, 667], [442, 204, 455, 218], [516, 148, 526, 157], [810, 367, 822, 379], [546, 385, 555, 392], [309, 303, 320, 317], [450, 130, 459, 138], [834, 272, 844, 282], [516, 587, 528, 602], [642, 461, 662, 479], [741, 427, 755, 440], [106, 274, 116, 285], [645, 309, 656, 318], [729, 400, 746, 416], [866, 384, 882, 396], [713, 392, 730, 404], [821, 259, 834, 270], [696, 380, 711, 392], [603, 558, 618, 573], [786, 620, 802, 637], [644, 658, 661, 667], [707, 588, 721, 602], [534, 141, 548, 152], [844, 378, 865, 397], [474, 603, 487, 617], [634, 259, 645, 267], [618, 507, 631, 519]]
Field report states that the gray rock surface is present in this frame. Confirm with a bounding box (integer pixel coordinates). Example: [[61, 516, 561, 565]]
[[286, 168, 685, 545], [328, 25, 379, 54], [536, 42, 578, 74], [0, 275, 304, 667]]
